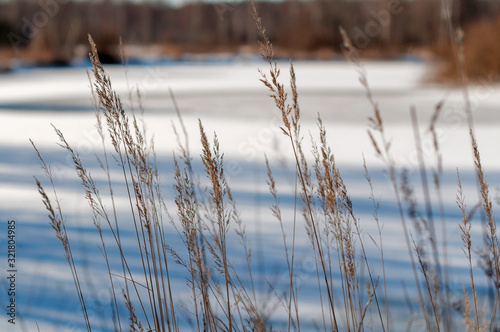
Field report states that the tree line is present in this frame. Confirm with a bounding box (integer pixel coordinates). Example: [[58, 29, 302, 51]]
[[0, 0, 498, 64]]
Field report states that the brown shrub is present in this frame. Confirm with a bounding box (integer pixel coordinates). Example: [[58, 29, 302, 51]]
[[437, 14, 500, 82]]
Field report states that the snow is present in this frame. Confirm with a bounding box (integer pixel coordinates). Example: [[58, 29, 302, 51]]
[[1, 59, 500, 331]]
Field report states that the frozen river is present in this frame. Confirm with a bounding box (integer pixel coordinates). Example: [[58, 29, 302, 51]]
[[1, 60, 500, 331]]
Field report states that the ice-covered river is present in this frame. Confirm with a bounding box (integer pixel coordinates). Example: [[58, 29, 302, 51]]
[[1, 60, 500, 331]]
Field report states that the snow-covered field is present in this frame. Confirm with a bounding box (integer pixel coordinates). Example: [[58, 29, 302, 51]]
[[1, 59, 500, 331]]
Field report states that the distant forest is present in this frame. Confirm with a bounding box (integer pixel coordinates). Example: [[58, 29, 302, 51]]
[[0, 0, 499, 65]]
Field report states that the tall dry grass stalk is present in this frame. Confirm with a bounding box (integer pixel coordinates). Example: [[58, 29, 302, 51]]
[[34, 34, 181, 332], [31, 9, 500, 332], [32, 140, 92, 332], [254, 5, 386, 331], [452, 8, 500, 329]]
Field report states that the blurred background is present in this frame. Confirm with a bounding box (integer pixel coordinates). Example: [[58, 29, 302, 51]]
[[0, 0, 499, 80]]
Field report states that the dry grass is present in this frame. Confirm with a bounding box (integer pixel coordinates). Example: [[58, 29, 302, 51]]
[[31, 9, 500, 332], [436, 13, 500, 83]]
